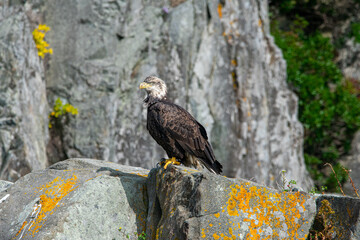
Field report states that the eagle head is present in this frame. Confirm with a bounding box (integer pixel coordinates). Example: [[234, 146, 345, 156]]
[[139, 76, 167, 101]]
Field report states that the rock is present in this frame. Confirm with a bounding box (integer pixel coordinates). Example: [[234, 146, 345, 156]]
[[2, 158, 359, 239], [0, 180, 13, 193], [0, 4, 49, 181], [39, 0, 312, 190], [309, 194, 360, 240], [337, 38, 360, 81], [340, 131, 360, 197], [146, 164, 316, 239], [0, 158, 149, 240]]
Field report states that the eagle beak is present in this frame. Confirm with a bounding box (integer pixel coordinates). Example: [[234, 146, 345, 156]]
[[139, 82, 151, 89]]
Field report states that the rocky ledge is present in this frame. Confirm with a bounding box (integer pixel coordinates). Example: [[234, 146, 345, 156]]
[[0, 158, 359, 239]]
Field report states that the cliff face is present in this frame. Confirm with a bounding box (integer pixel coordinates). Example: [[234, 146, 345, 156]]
[[1, 0, 312, 189], [0, 5, 49, 181]]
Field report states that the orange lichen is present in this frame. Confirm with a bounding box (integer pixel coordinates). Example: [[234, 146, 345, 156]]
[[14, 220, 28, 237], [224, 184, 308, 240], [214, 212, 220, 218], [201, 228, 206, 238], [15, 175, 79, 238], [217, 4, 223, 18], [135, 173, 148, 178]]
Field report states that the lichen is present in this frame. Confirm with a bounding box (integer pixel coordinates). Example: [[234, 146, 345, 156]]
[[217, 3, 223, 18], [14, 175, 79, 238], [206, 183, 309, 240]]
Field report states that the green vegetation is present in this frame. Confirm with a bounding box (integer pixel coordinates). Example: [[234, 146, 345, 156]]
[[308, 199, 335, 239], [32, 24, 53, 58], [118, 228, 146, 240], [351, 22, 360, 43], [271, 16, 360, 192], [280, 170, 298, 192], [309, 186, 328, 195], [49, 98, 78, 129], [137, 232, 146, 240]]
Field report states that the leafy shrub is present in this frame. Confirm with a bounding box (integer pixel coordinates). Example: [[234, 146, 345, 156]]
[[49, 98, 78, 129], [271, 17, 360, 192]]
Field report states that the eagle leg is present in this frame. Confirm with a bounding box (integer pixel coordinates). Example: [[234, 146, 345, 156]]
[[163, 157, 180, 169]]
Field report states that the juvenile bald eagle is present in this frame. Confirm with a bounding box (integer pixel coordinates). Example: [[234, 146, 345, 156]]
[[140, 76, 222, 174]]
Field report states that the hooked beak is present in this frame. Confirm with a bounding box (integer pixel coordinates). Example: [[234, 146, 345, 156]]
[[139, 82, 151, 89]]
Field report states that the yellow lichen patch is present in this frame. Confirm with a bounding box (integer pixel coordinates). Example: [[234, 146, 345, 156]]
[[136, 173, 148, 178], [14, 220, 28, 238], [156, 226, 163, 240], [214, 212, 220, 218], [225, 184, 308, 239], [213, 233, 220, 239], [217, 3, 223, 18], [201, 228, 206, 238], [15, 175, 79, 238]]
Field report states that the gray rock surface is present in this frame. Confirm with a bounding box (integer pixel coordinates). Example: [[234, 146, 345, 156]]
[[341, 131, 360, 197], [146, 164, 316, 239], [0, 158, 149, 240], [338, 38, 360, 81], [0, 180, 13, 193], [1, 158, 359, 240], [40, 0, 312, 189], [0, 4, 49, 181], [310, 194, 360, 240]]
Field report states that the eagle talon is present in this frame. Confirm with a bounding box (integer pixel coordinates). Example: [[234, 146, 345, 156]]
[[158, 158, 167, 167], [163, 157, 180, 169]]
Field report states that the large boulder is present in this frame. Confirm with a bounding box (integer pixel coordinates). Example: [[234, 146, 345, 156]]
[[0, 4, 49, 181], [40, 0, 312, 190], [146, 164, 316, 239], [0, 158, 149, 240]]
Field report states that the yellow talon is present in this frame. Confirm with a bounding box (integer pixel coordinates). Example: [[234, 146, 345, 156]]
[[163, 157, 180, 169]]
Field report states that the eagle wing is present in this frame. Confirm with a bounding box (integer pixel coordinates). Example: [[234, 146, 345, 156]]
[[158, 102, 222, 174]]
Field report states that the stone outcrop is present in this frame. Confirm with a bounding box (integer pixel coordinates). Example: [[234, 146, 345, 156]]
[[0, 4, 49, 181], [0, 158, 149, 240], [147, 164, 316, 239], [2, 158, 359, 240]]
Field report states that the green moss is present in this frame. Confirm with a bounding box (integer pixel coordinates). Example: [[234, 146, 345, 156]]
[[351, 22, 360, 43]]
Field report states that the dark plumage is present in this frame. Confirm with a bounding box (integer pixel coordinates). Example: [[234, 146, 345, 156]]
[[140, 76, 223, 174]]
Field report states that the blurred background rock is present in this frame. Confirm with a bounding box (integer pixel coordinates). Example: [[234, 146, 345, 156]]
[[2, 0, 360, 193]]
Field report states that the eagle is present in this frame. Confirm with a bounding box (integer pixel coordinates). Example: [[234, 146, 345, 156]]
[[139, 76, 223, 174]]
